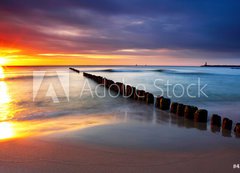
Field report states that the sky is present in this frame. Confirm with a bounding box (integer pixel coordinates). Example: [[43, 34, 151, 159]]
[[0, 0, 240, 66]]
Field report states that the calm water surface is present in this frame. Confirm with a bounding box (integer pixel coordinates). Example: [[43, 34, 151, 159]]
[[0, 66, 240, 146]]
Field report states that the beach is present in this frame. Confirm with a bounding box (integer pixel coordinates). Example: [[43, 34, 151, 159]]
[[0, 110, 239, 173], [0, 66, 240, 173], [0, 113, 239, 173], [1, 0, 240, 172], [0, 140, 239, 173]]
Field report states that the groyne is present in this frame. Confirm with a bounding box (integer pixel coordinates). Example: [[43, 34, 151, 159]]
[[82, 71, 239, 137]]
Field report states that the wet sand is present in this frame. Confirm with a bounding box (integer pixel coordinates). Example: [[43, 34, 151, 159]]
[[0, 136, 239, 173], [0, 100, 239, 173], [1, 66, 240, 172], [0, 109, 239, 173]]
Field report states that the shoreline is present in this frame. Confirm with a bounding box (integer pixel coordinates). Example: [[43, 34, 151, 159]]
[[1, 110, 239, 148], [1, 66, 240, 172], [0, 135, 239, 173], [0, 110, 239, 172]]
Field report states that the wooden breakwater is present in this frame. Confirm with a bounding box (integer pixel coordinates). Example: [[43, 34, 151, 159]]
[[69, 67, 80, 73], [82, 72, 240, 137]]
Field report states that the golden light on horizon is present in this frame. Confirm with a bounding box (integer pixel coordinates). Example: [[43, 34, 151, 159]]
[[0, 49, 21, 54], [0, 48, 20, 66], [0, 47, 204, 66], [0, 58, 6, 66], [0, 122, 15, 140], [0, 66, 5, 79]]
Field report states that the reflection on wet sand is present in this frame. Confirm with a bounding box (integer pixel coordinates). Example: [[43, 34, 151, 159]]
[[235, 132, 240, 138], [114, 102, 238, 138], [222, 129, 232, 137], [0, 114, 116, 142], [211, 125, 221, 134], [115, 104, 209, 130], [169, 113, 207, 130]]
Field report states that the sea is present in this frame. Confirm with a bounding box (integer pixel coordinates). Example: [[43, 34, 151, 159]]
[[1, 66, 240, 148], [1, 66, 240, 122]]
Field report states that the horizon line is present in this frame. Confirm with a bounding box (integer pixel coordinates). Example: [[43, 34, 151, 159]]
[[2, 65, 202, 67]]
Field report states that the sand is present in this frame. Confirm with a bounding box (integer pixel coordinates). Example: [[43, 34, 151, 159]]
[[0, 136, 239, 173], [0, 111, 239, 173]]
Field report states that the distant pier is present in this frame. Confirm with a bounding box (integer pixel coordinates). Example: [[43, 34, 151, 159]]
[[201, 64, 240, 68]]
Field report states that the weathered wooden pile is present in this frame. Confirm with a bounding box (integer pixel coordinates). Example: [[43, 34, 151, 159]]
[[82, 72, 240, 136], [69, 67, 80, 73]]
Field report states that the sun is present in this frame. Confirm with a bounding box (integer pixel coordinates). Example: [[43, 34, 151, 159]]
[[0, 58, 6, 66], [0, 122, 15, 140]]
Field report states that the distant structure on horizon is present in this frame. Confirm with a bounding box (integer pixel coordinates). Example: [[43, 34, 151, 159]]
[[200, 62, 240, 68]]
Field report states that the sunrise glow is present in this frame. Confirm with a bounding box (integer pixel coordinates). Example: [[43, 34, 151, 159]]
[[0, 67, 4, 79], [0, 58, 6, 66], [0, 122, 15, 140], [0, 0, 239, 66], [0, 1, 239, 173]]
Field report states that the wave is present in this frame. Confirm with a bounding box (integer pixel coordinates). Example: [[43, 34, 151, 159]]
[[1, 75, 59, 81], [0, 75, 32, 81], [150, 69, 167, 72], [95, 68, 212, 75], [155, 69, 211, 75], [88, 69, 145, 73], [85, 68, 212, 75], [171, 71, 212, 75], [14, 110, 80, 121], [13, 109, 111, 121], [2, 68, 213, 81], [150, 69, 213, 75]]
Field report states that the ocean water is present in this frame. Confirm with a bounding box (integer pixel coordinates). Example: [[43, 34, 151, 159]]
[[1, 66, 240, 122], [1, 66, 240, 144]]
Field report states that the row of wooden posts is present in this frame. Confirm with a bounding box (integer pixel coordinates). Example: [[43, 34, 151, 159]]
[[82, 71, 240, 136]]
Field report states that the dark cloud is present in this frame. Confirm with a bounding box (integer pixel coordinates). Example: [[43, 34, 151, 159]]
[[0, 0, 240, 57]]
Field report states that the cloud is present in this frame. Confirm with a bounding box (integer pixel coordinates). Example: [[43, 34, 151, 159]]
[[0, 0, 240, 63]]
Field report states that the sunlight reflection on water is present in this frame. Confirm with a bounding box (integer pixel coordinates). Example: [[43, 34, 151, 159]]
[[0, 81, 13, 121], [0, 66, 4, 79]]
